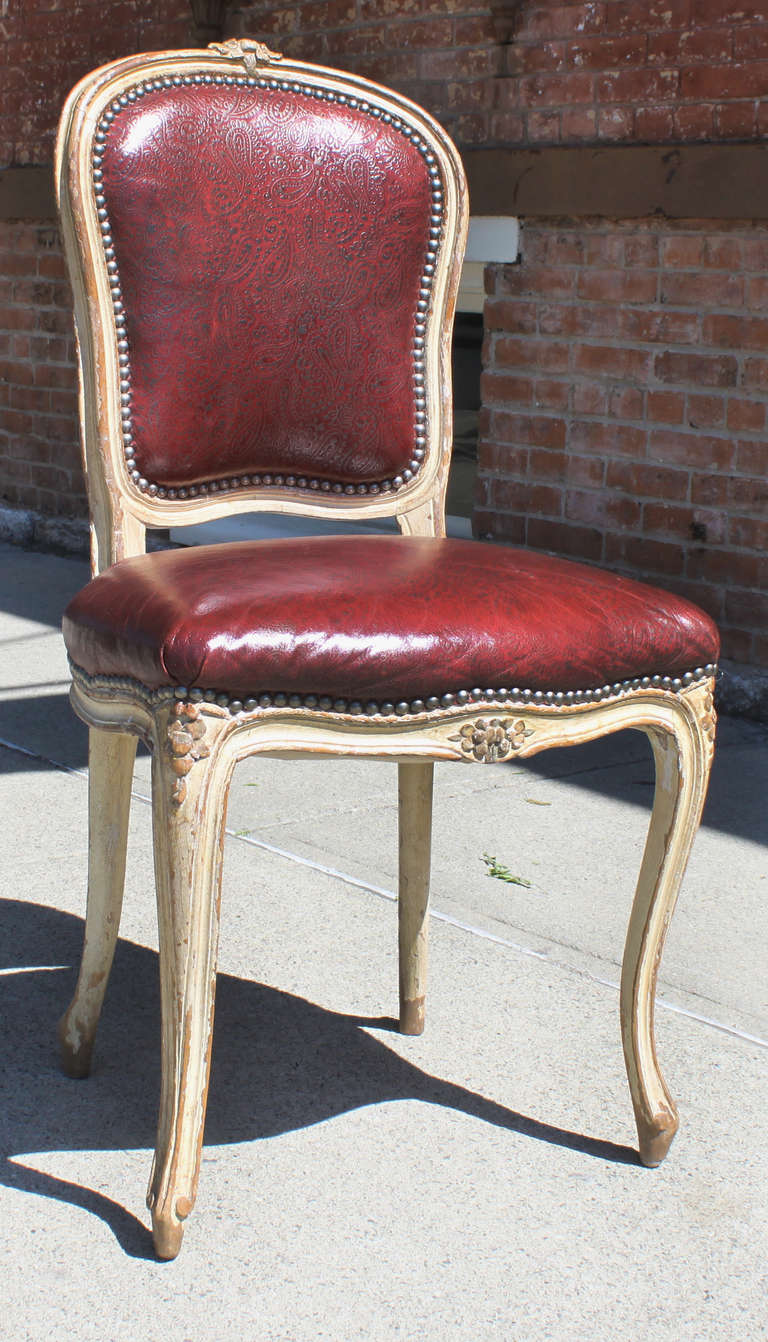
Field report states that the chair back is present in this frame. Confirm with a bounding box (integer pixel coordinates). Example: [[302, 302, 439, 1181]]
[[56, 40, 468, 570]]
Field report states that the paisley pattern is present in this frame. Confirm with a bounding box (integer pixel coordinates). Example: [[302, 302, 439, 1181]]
[[62, 536, 721, 700], [96, 77, 439, 494]]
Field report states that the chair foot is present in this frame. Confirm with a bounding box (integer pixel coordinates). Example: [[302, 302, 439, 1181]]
[[57, 1012, 95, 1079], [151, 1206, 186, 1260], [399, 995, 425, 1035], [636, 1110, 679, 1168]]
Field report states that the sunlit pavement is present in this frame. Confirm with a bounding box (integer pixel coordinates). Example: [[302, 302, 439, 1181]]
[[1, 542, 766, 1341]]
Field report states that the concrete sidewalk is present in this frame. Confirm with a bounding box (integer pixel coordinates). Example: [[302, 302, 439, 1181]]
[[0, 541, 766, 1340]]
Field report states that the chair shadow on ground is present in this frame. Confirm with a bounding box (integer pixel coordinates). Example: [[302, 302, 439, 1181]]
[[1, 897, 640, 1260]]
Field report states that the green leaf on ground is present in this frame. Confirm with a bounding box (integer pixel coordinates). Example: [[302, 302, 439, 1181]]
[[481, 852, 532, 887]]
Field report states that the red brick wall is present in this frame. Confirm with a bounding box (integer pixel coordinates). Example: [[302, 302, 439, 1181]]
[[0, 1, 193, 518], [228, 0, 768, 147], [505, 0, 768, 145], [1, 0, 193, 167], [3, 0, 768, 666], [227, 0, 505, 147], [0, 221, 83, 516], [477, 218, 768, 665]]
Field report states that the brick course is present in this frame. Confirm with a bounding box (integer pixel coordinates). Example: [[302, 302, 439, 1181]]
[[477, 218, 768, 664], [229, 0, 768, 149], [1, 1, 193, 167], [0, 221, 84, 516]]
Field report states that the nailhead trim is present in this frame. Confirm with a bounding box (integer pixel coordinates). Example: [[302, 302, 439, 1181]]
[[71, 662, 177, 706], [92, 70, 443, 500], [70, 661, 718, 717]]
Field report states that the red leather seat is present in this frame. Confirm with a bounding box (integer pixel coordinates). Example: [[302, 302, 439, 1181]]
[[64, 535, 719, 705]]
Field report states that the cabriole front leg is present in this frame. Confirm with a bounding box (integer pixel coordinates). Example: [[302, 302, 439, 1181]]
[[621, 683, 715, 1167], [146, 704, 232, 1259], [59, 727, 137, 1078]]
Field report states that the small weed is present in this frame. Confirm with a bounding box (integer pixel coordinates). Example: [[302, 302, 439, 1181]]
[[524, 796, 551, 806], [233, 828, 251, 838], [481, 852, 532, 887]]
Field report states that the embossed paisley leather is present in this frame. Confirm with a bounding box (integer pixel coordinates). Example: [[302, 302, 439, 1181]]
[[101, 85, 433, 487], [63, 537, 720, 698]]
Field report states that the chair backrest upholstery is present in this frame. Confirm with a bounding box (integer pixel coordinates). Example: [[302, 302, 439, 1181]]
[[56, 40, 468, 571]]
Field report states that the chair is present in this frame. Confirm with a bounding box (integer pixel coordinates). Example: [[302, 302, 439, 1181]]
[[55, 38, 719, 1259]]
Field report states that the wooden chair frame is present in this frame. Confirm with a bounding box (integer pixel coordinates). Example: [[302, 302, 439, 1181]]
[[55, 40, 716, 1259]]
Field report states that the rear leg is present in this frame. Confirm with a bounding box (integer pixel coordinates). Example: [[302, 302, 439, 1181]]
[[398, 761, 434, 1035], [59, 727, 137, 1078]]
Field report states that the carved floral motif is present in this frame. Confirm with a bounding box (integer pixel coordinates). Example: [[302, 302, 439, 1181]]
[[168, 703, 210, 804], [207, 38, 283, 71], [449, 717, 534, 762], [698, 690, 717, 758]]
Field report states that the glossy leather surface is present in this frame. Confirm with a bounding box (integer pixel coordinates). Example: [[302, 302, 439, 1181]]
[[64, 537, 720, 698], [101, 84, 433, 487]]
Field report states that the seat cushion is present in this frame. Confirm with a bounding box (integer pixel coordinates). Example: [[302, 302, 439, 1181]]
[[63, 535, 719, 702]]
